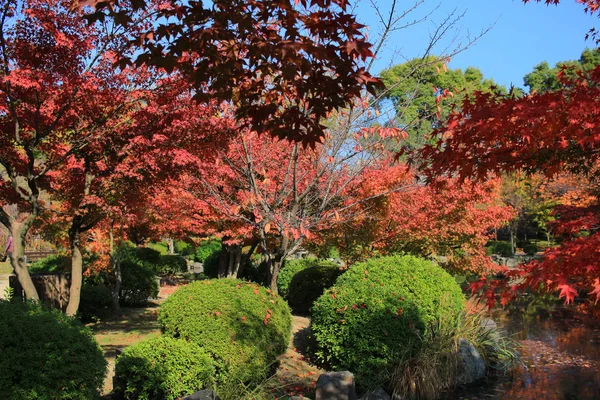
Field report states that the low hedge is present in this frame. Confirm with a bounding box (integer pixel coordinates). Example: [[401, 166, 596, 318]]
[[310, 255, 465, 389], [523, 243, 538, 256], [114, 337, 214, 400], [0, 300, 106, 399], [158, 279, 292, 384]]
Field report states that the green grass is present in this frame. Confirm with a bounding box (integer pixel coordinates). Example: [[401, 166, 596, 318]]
[[0, 261, 13, 275]]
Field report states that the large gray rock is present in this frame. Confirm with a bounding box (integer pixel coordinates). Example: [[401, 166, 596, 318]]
[[316, 371, 358, 400], [358, 387, 391, 400], [456, 338, 486, 385], [182, 390, 220, 400], [480, 318, 497, 331]]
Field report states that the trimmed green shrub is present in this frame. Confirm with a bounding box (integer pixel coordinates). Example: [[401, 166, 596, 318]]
[[175, 241, 195, 257], [156, 255, 188, 276], [120, 260, 159, 306], [310, 255, 465, 389], [114, 337, 215, 400], [79, 283, 113, 322], [201, 250, 221, 278], [286, 261, 343, 315], [239, 255, 269, 285], [523, 243, 538, 256], [159, 279, 292, 384], [0, 300, 106, 399], [29, 254, 70, 275], [485, 241, 513, 257], [194, 239, 222, 263], [131, 246, 162, 265], [277, 257, 315, 298], [146, 242, 169, 255]]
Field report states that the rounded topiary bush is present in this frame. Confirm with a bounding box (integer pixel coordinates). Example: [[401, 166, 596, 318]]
[[156, 255, 188, 276], [79, 283, 114, 321], [0, 300, 106, 399], [114, 336, 215, 400], [277, 257, 314, 298], [310, 255, 465, 389], [159, 279, 291, 384], [286, 261, 343, 315], [523, 243, 538, 256], [120, 260, 159, 306]]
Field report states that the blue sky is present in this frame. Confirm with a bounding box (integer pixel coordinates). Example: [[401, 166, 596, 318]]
[[355, 0, 597, 89]]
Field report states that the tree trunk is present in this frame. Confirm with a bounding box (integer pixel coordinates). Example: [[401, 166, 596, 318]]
[[509, 228, 516, 256], [167, 238, 175, 255], [66, 228, 83, 316], [109, 222, 119, 310], [231, 245, 242, 278], [237, 240, 258, 279], [112, 220, 123, 310], [10, 223, 39, 300], [268, 258, 284, 293]]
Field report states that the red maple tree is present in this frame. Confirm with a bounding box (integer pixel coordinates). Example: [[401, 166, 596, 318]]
[[413, 47, 600, 305]]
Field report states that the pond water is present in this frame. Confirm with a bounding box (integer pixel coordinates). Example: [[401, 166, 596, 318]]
[[451, 305, 600, 400]]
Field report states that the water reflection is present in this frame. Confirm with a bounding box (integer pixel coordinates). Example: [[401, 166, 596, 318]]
[[450, 305, 600, 400]]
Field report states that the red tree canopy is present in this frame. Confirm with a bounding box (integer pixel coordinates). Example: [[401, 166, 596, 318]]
[[413, 60, 600, 306], [79, 0, 381, 144]]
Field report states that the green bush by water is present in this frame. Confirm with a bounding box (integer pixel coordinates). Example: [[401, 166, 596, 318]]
[[310, 255, 465, 389], [114, 336, 215, 400], [0, 300, 106, 399], [159, 279, 292, 384], [485, 241, 513, 257]]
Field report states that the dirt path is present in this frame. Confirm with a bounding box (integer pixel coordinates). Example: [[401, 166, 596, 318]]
[[271, 316, 326, 399]]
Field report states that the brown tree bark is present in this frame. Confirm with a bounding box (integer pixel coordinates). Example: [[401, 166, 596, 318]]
[[66, 226, 83, 316], [10, 221, 39, 300]]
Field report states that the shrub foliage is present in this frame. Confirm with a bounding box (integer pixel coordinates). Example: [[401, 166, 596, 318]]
[[114, 337, 215, 400], [310, 255, 465, 388], [158, 279, 292, 384], [282, 259, 343, 314], [0, 300, 106, 399]]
